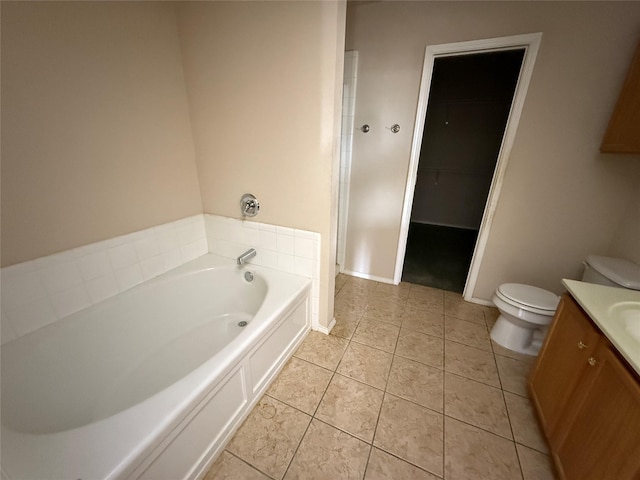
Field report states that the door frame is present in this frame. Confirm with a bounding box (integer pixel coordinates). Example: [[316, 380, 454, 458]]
[[393, 33, 542, 301], [337, 51, 359, 273]]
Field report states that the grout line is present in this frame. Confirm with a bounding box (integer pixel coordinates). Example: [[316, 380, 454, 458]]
[[442, 336, 494, 354], [442, 333, 448, 477], [514, 442, 528, 480], [368, 444, 444, 479], [279, 413, 312, 479], [224, 450, 277, 480]]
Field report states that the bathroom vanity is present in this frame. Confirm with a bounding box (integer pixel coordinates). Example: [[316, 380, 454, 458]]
[[529, 280, 640, 480]]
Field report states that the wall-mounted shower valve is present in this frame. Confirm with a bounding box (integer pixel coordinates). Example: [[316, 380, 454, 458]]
[[241, 194, 260, 217]]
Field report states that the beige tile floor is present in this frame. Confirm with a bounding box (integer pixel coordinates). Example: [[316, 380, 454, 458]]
[[204, 275, 557, 480]]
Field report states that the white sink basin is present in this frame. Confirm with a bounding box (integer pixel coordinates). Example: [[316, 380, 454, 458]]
[[609, 301, 640, 343]]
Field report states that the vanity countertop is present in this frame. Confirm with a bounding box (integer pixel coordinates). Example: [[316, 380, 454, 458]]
[[562, 279, 640, 377]]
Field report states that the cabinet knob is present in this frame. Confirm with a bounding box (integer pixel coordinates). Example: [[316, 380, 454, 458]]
[[578, 341, 588, 349], [588, 357, 598, 366]]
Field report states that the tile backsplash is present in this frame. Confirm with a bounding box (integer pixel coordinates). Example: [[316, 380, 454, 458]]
[[1, 214, 320, 344], [204, 214, 321, 329], [1, 215, 208, 343]]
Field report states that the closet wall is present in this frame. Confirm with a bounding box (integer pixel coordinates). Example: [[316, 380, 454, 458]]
[[410, 51, 523, 230]]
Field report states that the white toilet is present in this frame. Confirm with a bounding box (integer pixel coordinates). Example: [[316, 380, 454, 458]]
[[581, 254, 640, 291], [490, 284, 559, 356], [490, 255, 640, 356]]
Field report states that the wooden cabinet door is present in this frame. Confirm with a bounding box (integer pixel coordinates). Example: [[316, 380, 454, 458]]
[[528, 294, 600, 437], [601, 40, 640, 153], [553, 342, 640, 480]]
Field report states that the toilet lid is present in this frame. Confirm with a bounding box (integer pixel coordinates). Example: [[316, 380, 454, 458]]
[[497, 283, 560, 312], [586, 255, 640, 290]]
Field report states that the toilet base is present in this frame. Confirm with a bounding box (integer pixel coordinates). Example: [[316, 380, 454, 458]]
[[490, 314, 545, 356]]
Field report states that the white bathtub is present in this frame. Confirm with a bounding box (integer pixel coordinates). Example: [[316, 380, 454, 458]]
[[1, 253, 311, 480]]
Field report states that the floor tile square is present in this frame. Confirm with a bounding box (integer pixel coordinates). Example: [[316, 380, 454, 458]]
[[331, 311, 361, 340], [334, 293, 368, 316], [492, 340, 536, 362], [444, 416, 522, 480], [337, 341, 393, 390], [352, 317, 400, 353], [374, 282, 410, 303], [364, 298, 405, 325], [395, 329, 443, 368], [316, 373, 384, 443], [294, 331, 348, 370], [444, 340, 500, 387], [495, 354, 534, 397], [334, 273, 349, 293], [406, 285, 444, 313], [227, 396, 311, 480], [444, 372, 512, 438], [267, 357, 333, 415], [204, 451, 270, 480], [374, 394, 444, 477], [386, 356, 443, 412], [364, 447, 440, 480], [444, 292, 486, 324], [284, 419, 370, 480], [399, 307, 443, 337], [504, 392, 549, 453], [339, 279, 377, 298], [444, 316, 492, 351], [368, 291, 406, 307], [516, 443, 556, 480], [484, 306, 500, 329]]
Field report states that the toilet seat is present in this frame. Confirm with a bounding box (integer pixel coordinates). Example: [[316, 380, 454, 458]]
[[495, 283, 559, 315]]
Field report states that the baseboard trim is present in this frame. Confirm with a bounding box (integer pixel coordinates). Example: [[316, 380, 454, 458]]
[[341, 269, 396, 285], [314, 317, 336, 335], [464, 295, 494, 307]]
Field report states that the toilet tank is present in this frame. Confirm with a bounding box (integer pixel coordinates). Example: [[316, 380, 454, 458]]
[[581, 255, 640, 291]]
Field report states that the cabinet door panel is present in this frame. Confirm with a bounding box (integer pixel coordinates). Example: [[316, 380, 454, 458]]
[[601, 40, 640, 153], [528, 294, 600, 437], [555, 343, 640, 480]]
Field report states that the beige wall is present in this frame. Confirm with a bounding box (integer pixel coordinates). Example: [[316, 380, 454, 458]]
[[345, 1, 640, 298], [177, 1, 345, 328], [2, 1, 345, 328], [609, 181, 640, 265], [1, 2, 203, 267]]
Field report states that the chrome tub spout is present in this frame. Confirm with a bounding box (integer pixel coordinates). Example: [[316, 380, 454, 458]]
[[237, 248, 257, 265]]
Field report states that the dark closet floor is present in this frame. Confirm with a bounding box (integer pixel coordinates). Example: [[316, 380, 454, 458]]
[[402, 222, 478, 293]]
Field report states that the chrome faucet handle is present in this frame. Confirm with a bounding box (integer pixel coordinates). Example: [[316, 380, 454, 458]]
[[243, 200, 254, 214], [241, 194, 260, 217]]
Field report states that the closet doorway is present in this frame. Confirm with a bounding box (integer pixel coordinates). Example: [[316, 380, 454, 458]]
[[395, 35, 541, 294]]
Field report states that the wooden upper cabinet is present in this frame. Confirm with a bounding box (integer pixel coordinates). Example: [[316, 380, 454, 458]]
[[601, 40, 640, 153]]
